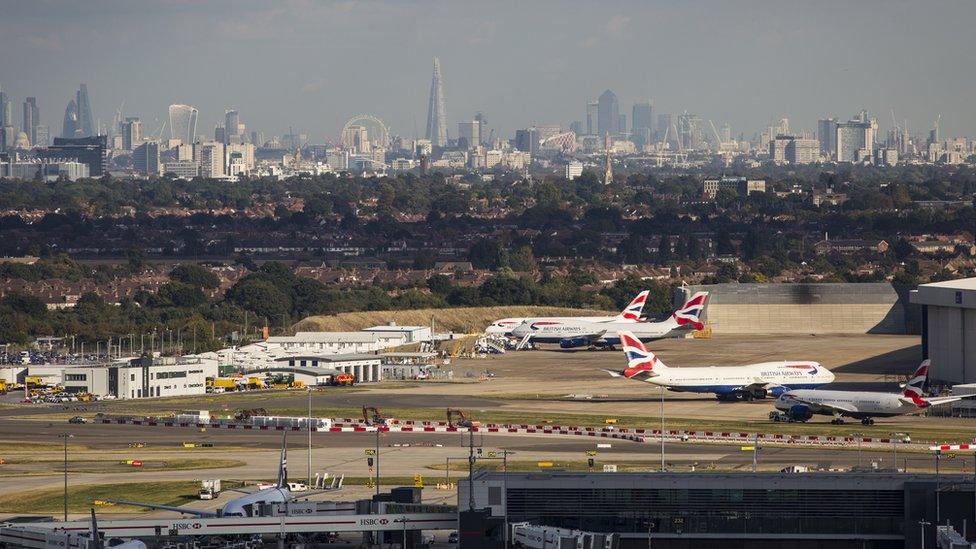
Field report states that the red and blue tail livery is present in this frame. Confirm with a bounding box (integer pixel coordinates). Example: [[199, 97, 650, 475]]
[[672, 291, 708, 331], [618, 290, 650, 321]]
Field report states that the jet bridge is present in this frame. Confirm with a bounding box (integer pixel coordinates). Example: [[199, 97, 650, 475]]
[[0, 509, 457, 548]]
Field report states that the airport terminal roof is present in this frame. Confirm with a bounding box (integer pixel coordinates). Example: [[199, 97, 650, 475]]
[[248, 366, 342, 377], [273, 353, 381, 363]]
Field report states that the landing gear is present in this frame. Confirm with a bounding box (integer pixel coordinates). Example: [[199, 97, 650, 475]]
[[860, 418, 875, 426], [830, 418, 845, 425], [751, 389, 768, 400]]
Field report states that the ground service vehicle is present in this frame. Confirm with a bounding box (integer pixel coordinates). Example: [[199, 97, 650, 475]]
[[332, 373, 355, 386], [447, 408, 480, 428], [199, 479, 222, 500]]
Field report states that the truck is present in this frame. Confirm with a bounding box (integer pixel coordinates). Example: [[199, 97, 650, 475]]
[[331, 373, 355, 386], [199, 479, 221, 500], [246, 377, 265, 390]]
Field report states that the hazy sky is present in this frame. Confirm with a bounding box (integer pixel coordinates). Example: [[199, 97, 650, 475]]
[[1, 0, 974, 143]]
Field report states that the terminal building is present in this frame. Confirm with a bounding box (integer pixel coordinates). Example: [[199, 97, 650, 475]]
[[460, 471, 972, 548], [273, 353, 382, 383], [912, 277, 976, 383]]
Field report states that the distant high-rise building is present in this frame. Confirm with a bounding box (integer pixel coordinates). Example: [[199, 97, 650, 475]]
[[836, 112, 875, 163], [37, 136, 108, 176], [121, 117, 141, 150], [474, 112, 487, 146], [214, 125, 226, 143], [597, 89, 619, 137], [61, 99, 78, 138], [424, 58, 448, 147], [194, 141, 225, 178], [631, 101, 653, 149], [569, 121, 584, 136], [75, 84, 94, 138], [224, 109, 244, 144], [514, 127, 539, 156], [133, 141, 160, 176], [0, 86, 10, 128], [22, 97, 39, 145], [457, 121, 480, 149], [678, 113, 703, 150], [769, 135, 820, 164], [34, 125, 49, 148], [168, 104, 199, 144], [818, 118, 838, 159], [617, 114, 627, 135], [586, 101, 599, 135]]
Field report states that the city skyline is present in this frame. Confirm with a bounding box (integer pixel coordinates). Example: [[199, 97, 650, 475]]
[[0, 1, 975, 143]]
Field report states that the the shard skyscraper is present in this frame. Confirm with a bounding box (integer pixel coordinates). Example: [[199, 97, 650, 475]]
[[425, 57, 447, 148]]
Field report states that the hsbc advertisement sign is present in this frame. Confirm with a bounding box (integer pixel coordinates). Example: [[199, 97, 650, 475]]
[[358, 517, 390, 526]]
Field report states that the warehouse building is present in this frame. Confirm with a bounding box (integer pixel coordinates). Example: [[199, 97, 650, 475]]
[[911, 277, 976, 383], [363, 323, 432, 344], [678, 283, 916, 334], [460, 471, 967, 548], [273, 353, 381, 383]]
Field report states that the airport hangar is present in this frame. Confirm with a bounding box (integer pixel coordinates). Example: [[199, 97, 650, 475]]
[[912, 277, 976, 383], [460, 471, 970, 549]]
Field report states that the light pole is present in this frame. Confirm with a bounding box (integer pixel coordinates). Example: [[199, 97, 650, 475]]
[[307, 388, 312, 486], [660, 385, 666, 471], [891, 432, 906, 472], [59, 433, 73, 521], [375, 426, 380, 496], [919, 519, 931, 549], [851, 433, 863, 470], [935, 451, 941, 523]]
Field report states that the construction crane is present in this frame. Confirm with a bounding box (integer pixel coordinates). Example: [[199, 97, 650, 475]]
[[362, 405, 387, 426], [446, 408, 480, 428], [708, 120, 725, 152]]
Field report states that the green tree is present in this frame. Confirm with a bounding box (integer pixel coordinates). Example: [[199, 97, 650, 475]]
[[170, 264, 220, 289], [468, 239, 507, 270], [225, 277, 291, 320], [509, 246, 538, 272]]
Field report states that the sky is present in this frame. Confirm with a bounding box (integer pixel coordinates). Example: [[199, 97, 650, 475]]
[[1, 0, 974, 143]]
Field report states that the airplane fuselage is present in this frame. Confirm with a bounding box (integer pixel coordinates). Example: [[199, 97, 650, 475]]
[[641, 362, 833, 397], [512, 318, 681, 345], [775, 390, 916, 418], [486, 315, 624, 336]]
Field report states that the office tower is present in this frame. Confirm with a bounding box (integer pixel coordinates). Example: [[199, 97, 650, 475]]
[[425, 57, 448, 147], [632, 101, 653, 149], [133, 141, 160, 176], [586, 101, 598, 135], [22, 97, 39, 145], [720, 123, 732, 143], [0, 87, 9, 128], [214, 125, 225, 143], [224, 109, 245, 144], [251, 131, 264, 147], [457, 121, 480, 149], [226, 142, 255, 170], [121, 117, 140, 150], [194, 141, 225, 178], [514, 128, 539, 156], [62, 99, 78, 138], [597, 89, 619, 137], [770, 135, 819, 164], [34, 126, 49, 148], [569, 121, 584, 136], [168, 104, 199, 144], [836, 113, 875, 163], [818, 118, 837, 159], [74, 84, 94, 138], [37, 136, 108, 176], [0, 88, 11, 151], [474, 112, 487, 145]]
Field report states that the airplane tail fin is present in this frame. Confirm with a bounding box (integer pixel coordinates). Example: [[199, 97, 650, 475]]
[[616, 290, 650, 321], [276, 433, 288, 489], [903, 359, 930, 407], [617, 330, 667, 378], [671, 291, 708, 331]]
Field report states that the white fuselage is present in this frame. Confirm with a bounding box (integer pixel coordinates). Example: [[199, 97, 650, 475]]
[[642, 362, 834, 395], [511, 317, 679, 343], [486, 315, 622, 335], [775, 390, 916, 418]]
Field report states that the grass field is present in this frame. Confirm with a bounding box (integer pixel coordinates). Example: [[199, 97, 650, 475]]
[[294, 305, 608, 334], [0, 481, 203, 514], [0, 458, 245, 474]]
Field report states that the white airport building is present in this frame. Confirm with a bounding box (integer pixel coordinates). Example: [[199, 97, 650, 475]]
[[272, 353, 382, 383], [912, 277, 976, 383], [24, 356, 218, 399]]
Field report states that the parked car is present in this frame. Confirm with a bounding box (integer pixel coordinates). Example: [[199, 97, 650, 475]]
[[448, 531, 459, 543], [68, 416, 87, 424]]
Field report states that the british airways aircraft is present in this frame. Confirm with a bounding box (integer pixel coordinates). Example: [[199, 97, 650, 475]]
[[485, 290, 651, 336], [604, 330, 833, 400], [509, 292, 708, 349], [773, 360, 971, 425]]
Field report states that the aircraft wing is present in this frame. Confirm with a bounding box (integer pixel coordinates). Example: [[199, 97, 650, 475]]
[[920, 395, 972, 406], [105, 500, 217, 517], [786, 396, 858, 414]]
